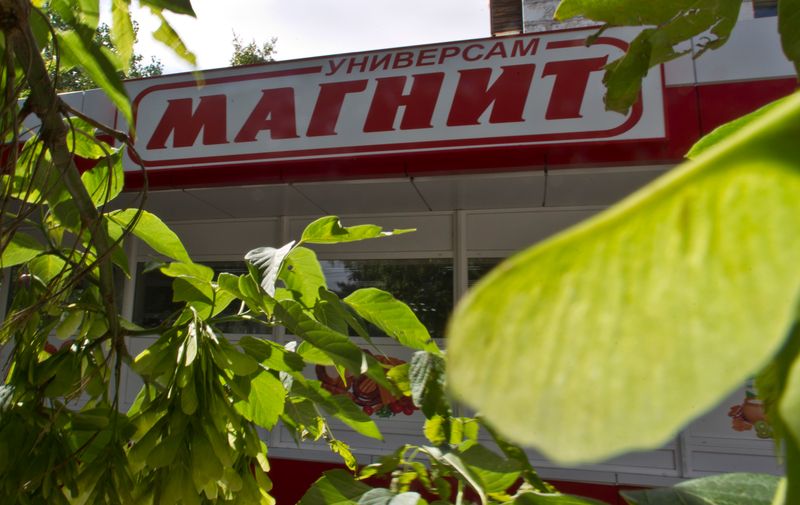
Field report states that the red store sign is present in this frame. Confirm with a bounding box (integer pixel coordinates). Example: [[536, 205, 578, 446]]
[[123, 27, 666, 171]]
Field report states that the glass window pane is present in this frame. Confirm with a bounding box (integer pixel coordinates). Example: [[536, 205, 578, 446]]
[[321, 259, 453, 339], [467, 257, 503, 288]]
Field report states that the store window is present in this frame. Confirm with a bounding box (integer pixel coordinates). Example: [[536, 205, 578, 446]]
[[133, 261, 271, 335], [320, 259, 454, 340], [467, 257, 504, 288]]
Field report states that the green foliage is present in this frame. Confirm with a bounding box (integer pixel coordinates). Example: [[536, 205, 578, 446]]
[[448, 90, 800, 463], [230, 31, 277, 66], [621, 473, 781, 505], [555, 0, 800, 112]]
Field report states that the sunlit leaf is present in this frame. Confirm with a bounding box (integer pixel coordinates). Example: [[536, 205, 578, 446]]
[[447, 91, 800, 464], [279, 246, 326, 308], [235, 371, 286, 430], [300, 216, 414, 245], [345, 288, 440, 354], [108, 209, 191, 263], [245, 241, 295, 297], [0, 232, 44, 268], [151, 10, 197, 66], [56, 28, 132, 124], [81, 152, 124, 207], [621, 473, 780, 505], [111, 0, 135, 71]]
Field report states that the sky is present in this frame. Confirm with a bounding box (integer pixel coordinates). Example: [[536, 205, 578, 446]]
[[130, 0, 492, 74]]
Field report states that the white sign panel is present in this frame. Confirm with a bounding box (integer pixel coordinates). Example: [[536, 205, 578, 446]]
[[123, 27, 665, 171]]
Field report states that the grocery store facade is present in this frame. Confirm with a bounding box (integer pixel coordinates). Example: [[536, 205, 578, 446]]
[[2, 3, 797, 503]]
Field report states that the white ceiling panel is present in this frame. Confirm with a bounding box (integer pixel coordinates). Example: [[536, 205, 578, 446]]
[[293, 179, 429, 214], [413, 172, 545, 211], [186, 184, 323, 218], [545, 165, 670, 207]]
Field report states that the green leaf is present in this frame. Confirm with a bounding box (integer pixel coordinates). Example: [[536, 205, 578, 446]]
[[621, 473, 781, 505], [56, 28, 132, 125], [279, 246, 326, 308], [108, 209, 191, 263], [300, 216, 414, 244], [292, 379, 382, 440], [409, 351, 448, 418], [151, 11, 197, 66], [457, 443, 521, 495], [513, 492, 607, 505], [140, 0, 197, 16], [235, 371, 286, 430], [387, 363, 411, 396], [111, 0, 135, 72], [212, 341, 260, 376], [447, 90, 800, 464], [67, 117, 113, 160], [239, 336, 305, 372], [299, 469, 372, 505], [276, 300, 389, 386], [345, 288, 440, 354], [330, 439, 358, 472], [1, 232, 44, 268], [555, 0, 741, 112], [245, 241, 295, 296], [160, 261, 214, 281], [81, 152, 124, 207], [359, 489, 423, 505], [779, 0, 800, 75], [29, 254, 68, 283], [688, 97, 788, 160]]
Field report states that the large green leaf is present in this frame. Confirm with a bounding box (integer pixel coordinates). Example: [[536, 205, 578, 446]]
[[279, 246, 327, 308], [1, 232, 44, 268], [139, 0, 197, 17], [621, 473, 780, 505], [778, 0, 800, 75], [56, 28, 132, 125], [108, 209, 191, 263], [81, 152, 124, 207], [447, 90, 800, 464], [234, 370, 286, 430], [300, 216, 414, 245], [299, 469, 371, 505], [555, 0, 741, 112], [344, 288, 440, 354]]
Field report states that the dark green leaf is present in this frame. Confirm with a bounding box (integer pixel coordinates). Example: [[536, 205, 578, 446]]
[[409, 351, 448, 418], [300, 216, 414, 244], [292, 378, 382, 440], [299, 469, 372, 505], [139, 0, 197, 16], [778, 0, 800, 75], [239, 336, 305, 372], [621, 473, 780, 505], [514, 492, 607, 504]]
